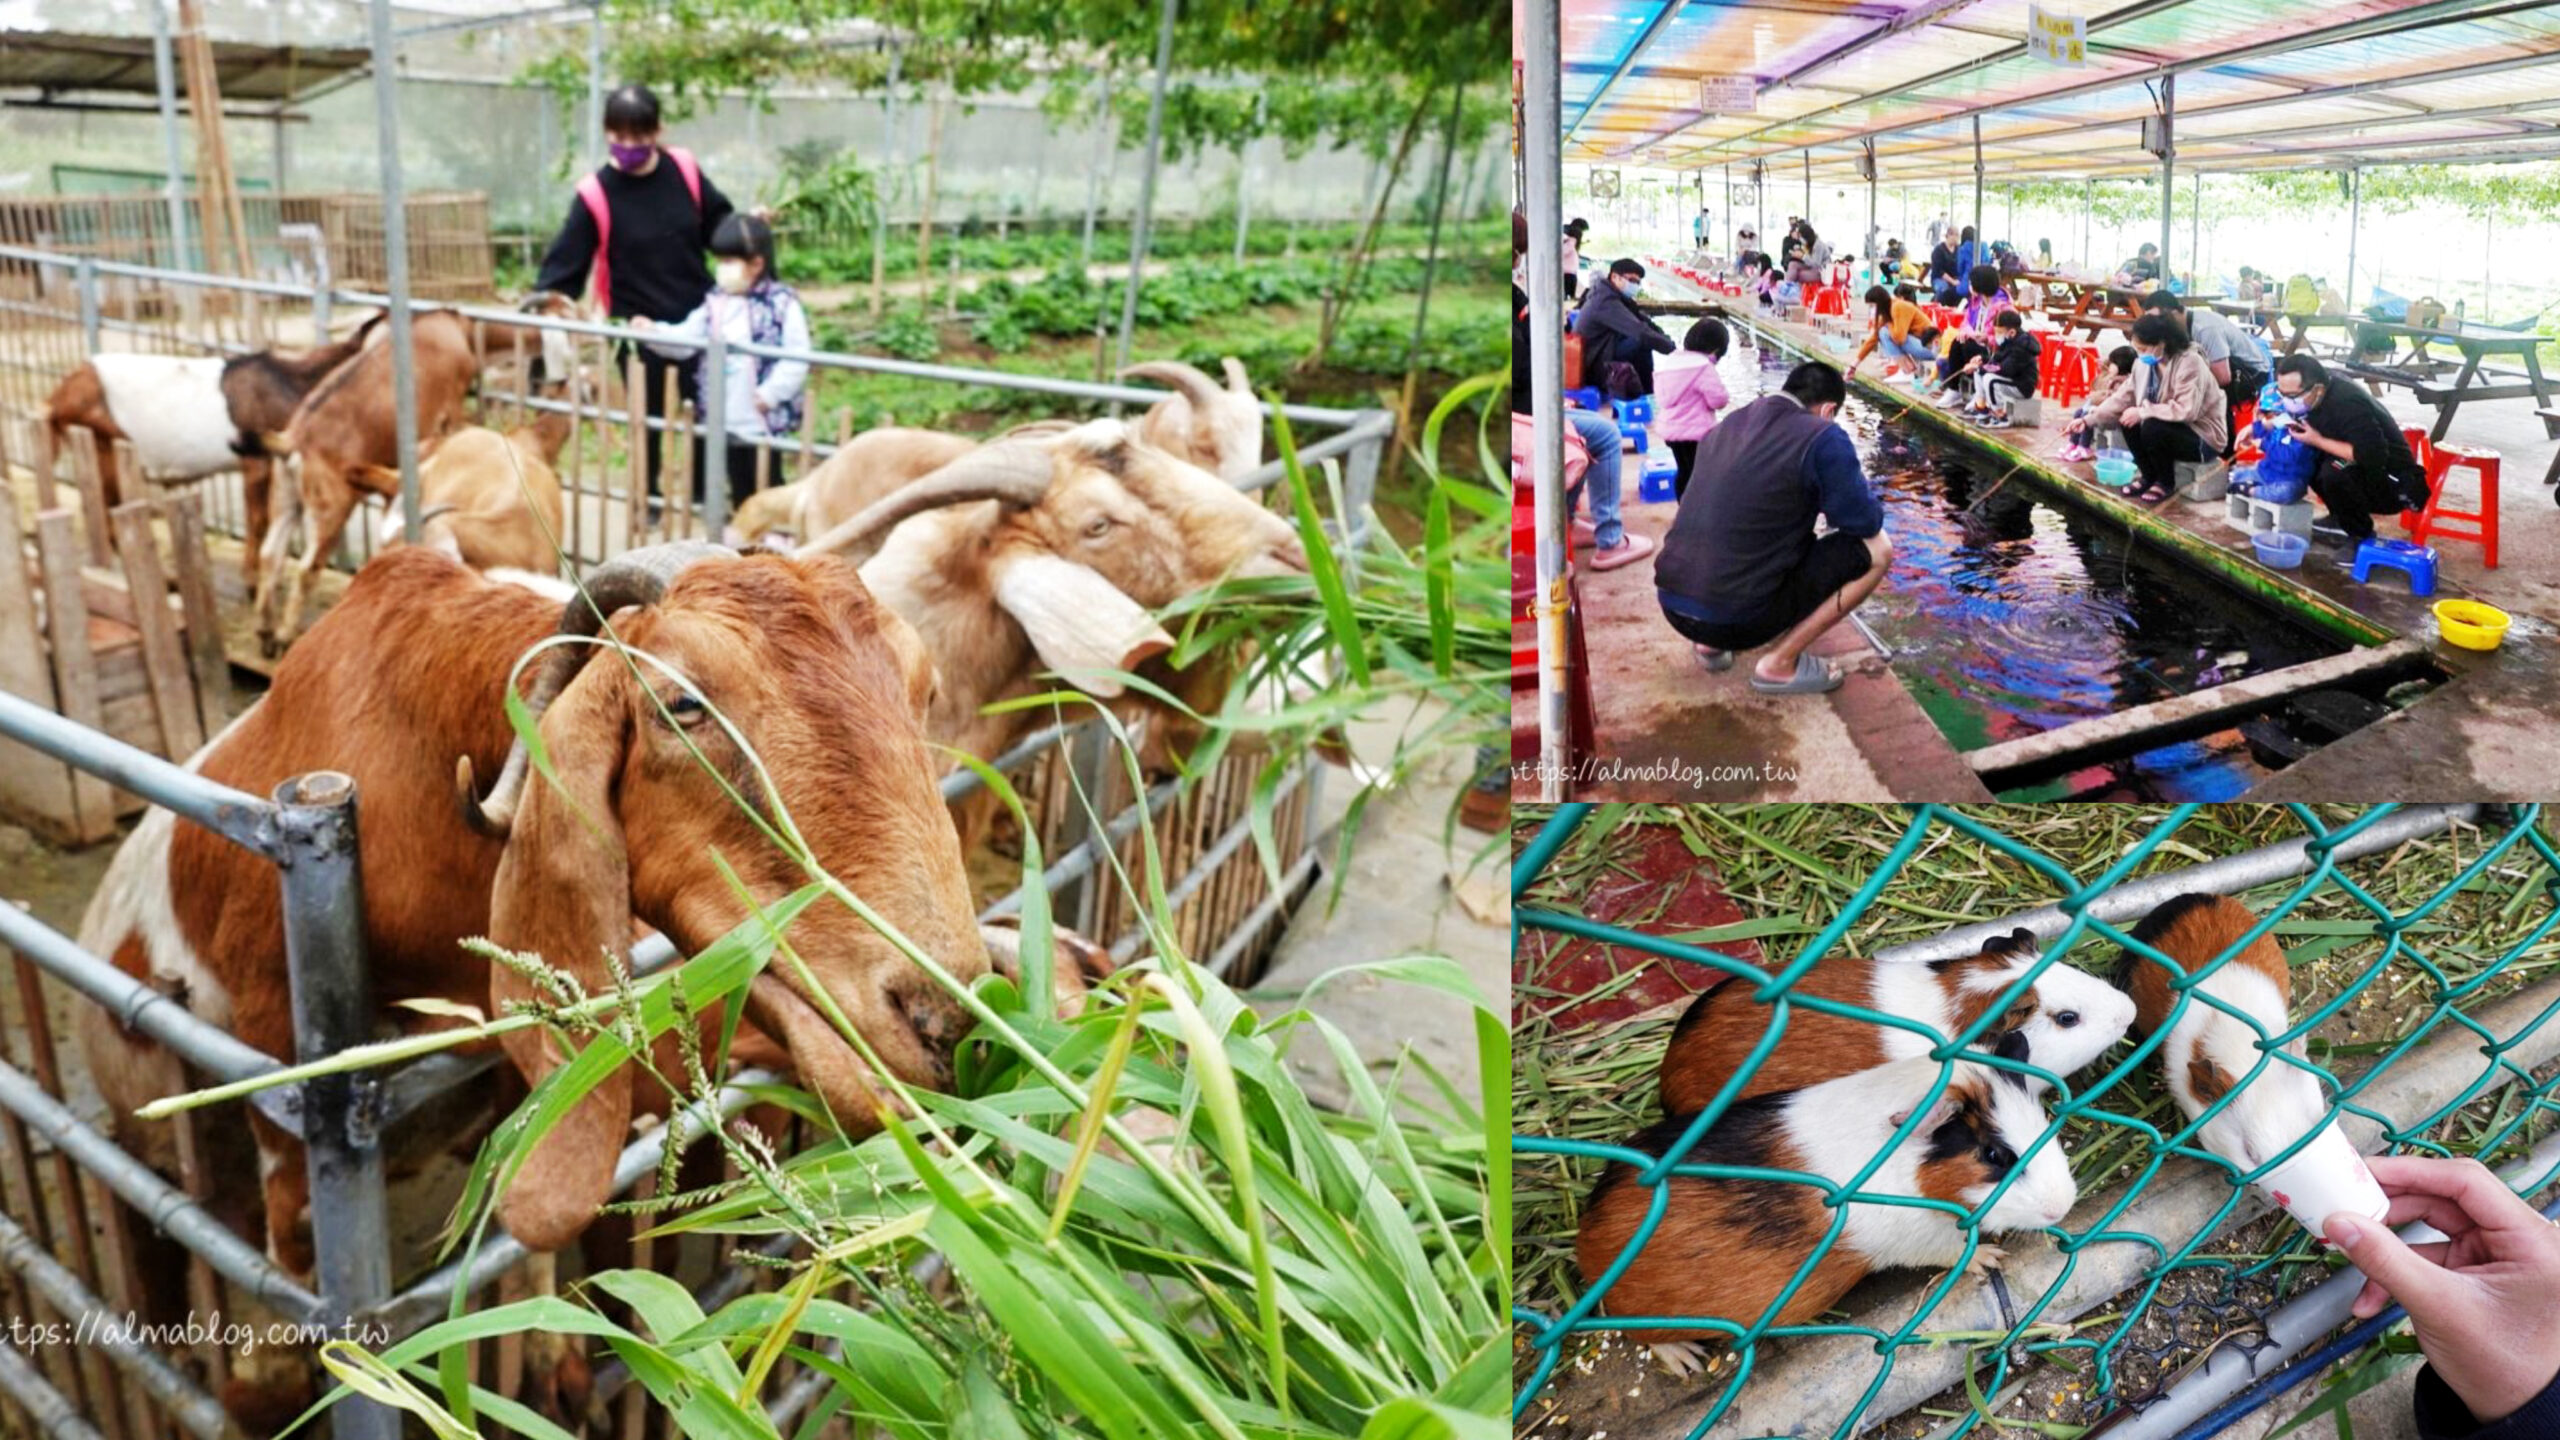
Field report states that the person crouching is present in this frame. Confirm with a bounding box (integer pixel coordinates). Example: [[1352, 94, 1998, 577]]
[[1654, 362, 1893, 696]]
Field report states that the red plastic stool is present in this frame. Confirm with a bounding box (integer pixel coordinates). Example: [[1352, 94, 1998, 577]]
[[2400, 426, 2434, 483], [2050, 345, 2098, 407], [1811, 285, 1849, 317], [2407, 444, 2501, 569]]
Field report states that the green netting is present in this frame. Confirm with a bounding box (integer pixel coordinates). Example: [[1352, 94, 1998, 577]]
[[1512, 803, 2560, 1439]]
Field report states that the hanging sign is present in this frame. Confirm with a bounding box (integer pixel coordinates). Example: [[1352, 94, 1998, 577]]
[[2027, 5, 2087, 66], [1697, 76, 1758, 114]]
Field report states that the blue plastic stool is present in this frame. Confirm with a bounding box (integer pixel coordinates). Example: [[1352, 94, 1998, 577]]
[[1638, 452, 1680, 503], [1562, 386, 1604, 413], [2351, 537, 2438, 597]]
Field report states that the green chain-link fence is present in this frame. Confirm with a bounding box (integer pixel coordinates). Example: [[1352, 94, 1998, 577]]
[[1513, 803, 2560, 1440]]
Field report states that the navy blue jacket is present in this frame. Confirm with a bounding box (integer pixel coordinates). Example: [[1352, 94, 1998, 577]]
[[2415, 1363, 2560, 1440]]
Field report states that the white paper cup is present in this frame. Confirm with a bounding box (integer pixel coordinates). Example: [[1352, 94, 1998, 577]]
[[2255, 1124, 2389, 1243]]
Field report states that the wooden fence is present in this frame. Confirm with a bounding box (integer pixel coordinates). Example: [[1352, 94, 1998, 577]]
[[0, 190, 493, 299]]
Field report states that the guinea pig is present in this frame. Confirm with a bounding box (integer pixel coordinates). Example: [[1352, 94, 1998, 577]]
[[2118, 894, 2336, 1173], [1580, 1035, 2080, 1377], [1659, 927, 2135, 1115]]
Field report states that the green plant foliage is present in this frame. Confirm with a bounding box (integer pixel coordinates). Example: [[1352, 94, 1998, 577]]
[[874, 309, 942, 362]]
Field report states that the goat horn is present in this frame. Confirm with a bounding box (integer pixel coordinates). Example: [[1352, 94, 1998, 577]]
[[1218, 356, 1252, 396], [1119, 360, 1225, 413], [460, 540, 732, 836], [801, 442, 1055, 566]]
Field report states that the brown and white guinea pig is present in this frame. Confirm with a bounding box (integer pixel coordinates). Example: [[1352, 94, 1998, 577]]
[[1580, 1036, 2080, 1376], [1659, 928, 2136, 1115], [2118, 893, 2343, 1173]]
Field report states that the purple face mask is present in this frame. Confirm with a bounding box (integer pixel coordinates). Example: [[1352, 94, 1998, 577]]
[[608, 140, 655, 172]]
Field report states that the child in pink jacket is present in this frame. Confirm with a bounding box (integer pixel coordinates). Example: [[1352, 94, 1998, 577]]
[[1653, 317, 1732, 500]]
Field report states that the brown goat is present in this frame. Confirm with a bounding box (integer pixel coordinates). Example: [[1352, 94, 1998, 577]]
[[256, 309, 478, 652], [43, 316, 384, 588], [363, 412, 573, 575], [81, 543, 986, 1276]]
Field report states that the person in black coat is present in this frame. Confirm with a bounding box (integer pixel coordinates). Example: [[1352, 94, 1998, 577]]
[[1573, 259, 1676, 396], [534, 82, 737, 501]]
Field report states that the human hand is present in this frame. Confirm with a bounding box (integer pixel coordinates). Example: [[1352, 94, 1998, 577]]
[[2326, 1155, 2560, 1424], [629, 316, 656, 332]]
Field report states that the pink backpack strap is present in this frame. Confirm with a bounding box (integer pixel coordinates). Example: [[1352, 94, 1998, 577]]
[[575, 170, 614, 313], [667, 146, 704, 209]]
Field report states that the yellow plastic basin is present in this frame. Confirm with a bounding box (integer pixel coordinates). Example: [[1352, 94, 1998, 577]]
[[2433, 599, 2511, 651]]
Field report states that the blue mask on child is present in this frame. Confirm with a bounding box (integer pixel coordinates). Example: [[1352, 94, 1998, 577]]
[[2136, 353, 2160, 367]]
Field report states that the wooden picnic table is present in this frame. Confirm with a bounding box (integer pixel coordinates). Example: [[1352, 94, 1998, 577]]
[[2325, 319, 2560, 443], [2267, 311, 2364, 356], [2057, 284, 2169, 339]]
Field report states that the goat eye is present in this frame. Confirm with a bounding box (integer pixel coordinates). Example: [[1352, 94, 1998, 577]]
[[2056, 1011, 2080, 1028], [664, 693, 708, 724], [1083, 516, 1114, 538]]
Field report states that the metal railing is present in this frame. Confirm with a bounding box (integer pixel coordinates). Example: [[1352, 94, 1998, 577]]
[[0, 242, 1383, 1437]]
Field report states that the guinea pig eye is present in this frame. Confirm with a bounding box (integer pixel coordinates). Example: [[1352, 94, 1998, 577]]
[[2055, 1010, 2081, 1028]]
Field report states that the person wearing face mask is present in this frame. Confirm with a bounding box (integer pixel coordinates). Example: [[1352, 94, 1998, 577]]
[[533, 82, 737, 502], [2078, 312, 2225, 503], [2269, 354, 2431, 549], [1655, 362, 1893, 696], [1573, 258, 1677, 398], [632, 214, 810, 523]]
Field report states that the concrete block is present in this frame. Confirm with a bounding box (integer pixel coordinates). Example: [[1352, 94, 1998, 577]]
[[1784, 304, 1812, 324], [2227, 491, 2315, 538], [2005, 396, 2044, 426], [2176, 458, 2229, 502]]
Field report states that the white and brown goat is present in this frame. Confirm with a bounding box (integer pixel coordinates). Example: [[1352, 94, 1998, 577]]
[[44, 315, 385, 586]]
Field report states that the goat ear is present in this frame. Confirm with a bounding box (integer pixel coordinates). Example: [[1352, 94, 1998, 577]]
[[485, 657, 635, 1254], [988, 551, 1174, 698]]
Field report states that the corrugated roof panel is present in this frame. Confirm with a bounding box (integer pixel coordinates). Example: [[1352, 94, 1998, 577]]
[[2377, 57, 2560, 110]]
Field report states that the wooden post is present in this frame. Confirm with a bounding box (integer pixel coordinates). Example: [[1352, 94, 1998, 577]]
[[165, 495, 232, 735], [624, 350, 646, 550], [63, 425, 112, 568], [110, 502, 206, 759], [30, 415, 59, 513], [0, 491, 80, 859], [34, 511, 116, 840]]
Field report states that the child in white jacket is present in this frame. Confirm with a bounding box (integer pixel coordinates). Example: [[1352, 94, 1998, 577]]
[[636, 213, 810, 518]]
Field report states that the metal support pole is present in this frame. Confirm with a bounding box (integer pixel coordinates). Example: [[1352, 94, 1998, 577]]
[[2345, 168, 2361, 312], [1112, 0, 1180, 380], [271, 771, 394, 1440], [1970, 114, 1983, 245], [1878, 804, 2481, 964], [1080, 54, 1112, 267], [1405, 86, 1464, 372], [1864, 138, 1877, 272], [2084, 176, 2093, 268], [876, 45, 903, 319], [2191, 169, 2201, 284], [366, 0, 421, 542], [1525, 0, 1565, 801], [586, 3, 604, 144], [1722, 162, 1730, 254], [1233, 93, 1261, 263], [74, 259, 100, 355], [2159, 72, 2176, 284], [150, 0, 191, 272], [1801, 149, 1811, 229], [702, 320, 728, 533], [1050, 724, 1117, 933]]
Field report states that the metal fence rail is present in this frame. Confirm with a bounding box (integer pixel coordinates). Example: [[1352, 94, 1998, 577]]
[[0, 239, 1376, 1436], [1513, 803, 2560, 1440]]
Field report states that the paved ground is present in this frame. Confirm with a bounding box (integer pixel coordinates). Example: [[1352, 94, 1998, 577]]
[[1516, 262, 2560, 800], [1253, 706, 1505, 1115]]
